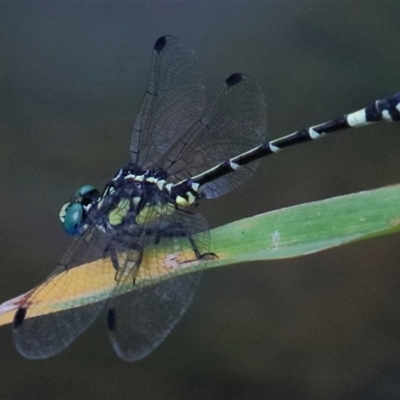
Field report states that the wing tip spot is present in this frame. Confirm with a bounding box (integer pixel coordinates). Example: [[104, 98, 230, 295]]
[[107, 308, 116, 331], [226, 73, 243, 87], [13, 307, 27, 329], [154, 36, 167, 53]]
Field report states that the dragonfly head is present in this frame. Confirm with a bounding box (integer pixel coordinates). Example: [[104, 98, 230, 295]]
[[59, 185, 100, 236]]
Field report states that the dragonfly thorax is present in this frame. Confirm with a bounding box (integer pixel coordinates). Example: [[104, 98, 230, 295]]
[[59, 165, 177, 238]]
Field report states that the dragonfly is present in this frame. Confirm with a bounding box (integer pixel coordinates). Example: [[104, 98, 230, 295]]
[[11, 35, 400, 361]]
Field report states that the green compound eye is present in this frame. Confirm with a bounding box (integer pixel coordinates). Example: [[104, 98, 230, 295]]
[[60, 185, 99, 237], [74, 185, 96, 199], [61, 202, 84, 236]]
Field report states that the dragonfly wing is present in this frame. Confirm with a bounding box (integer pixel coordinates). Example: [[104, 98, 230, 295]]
[[108, 273, 201, 361], [13, 302, 106, 360], [130, 35, 205, 169], [163, 74, 267, 198], [107, 193, 209, 361], [12, 227, 114, 359]]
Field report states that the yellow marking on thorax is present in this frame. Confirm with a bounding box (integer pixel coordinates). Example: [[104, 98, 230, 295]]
[[108, 198, 130, 226], [136, 202, 175, 225]]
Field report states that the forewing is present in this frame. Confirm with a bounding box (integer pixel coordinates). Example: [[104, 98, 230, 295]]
[[131, 35, 205, 169], [107, 192, 209, 361], [161, 74, 267, 198], [12, 227, 114, 359]]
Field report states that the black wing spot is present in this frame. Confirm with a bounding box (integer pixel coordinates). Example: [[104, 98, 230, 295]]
[[226, 73, 243, 87], [154, 36, 167, 54], [107, 308, 116, 331], [13, 307, 27, 329]]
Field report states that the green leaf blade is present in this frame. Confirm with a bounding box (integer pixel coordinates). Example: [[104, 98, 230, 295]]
[[207, 184, 400, 269]]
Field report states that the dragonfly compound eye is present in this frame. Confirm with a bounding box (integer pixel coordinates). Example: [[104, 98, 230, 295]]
[[61, 202, 85, 236], [74, 184, 99, 206]]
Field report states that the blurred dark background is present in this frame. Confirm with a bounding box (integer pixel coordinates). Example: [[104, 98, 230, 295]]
[[2, 3, 400, 400]]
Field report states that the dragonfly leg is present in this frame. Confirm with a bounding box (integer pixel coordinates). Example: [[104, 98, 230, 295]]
[[153, 222, 217, 262], [187, 234, 217, 261], [105, 242, 143, 284]]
